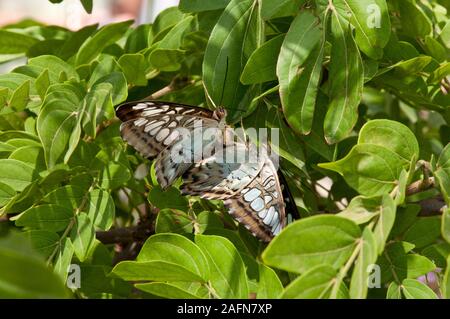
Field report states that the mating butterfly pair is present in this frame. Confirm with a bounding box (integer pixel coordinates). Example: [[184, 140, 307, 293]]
[[116, 100, 296, 242]]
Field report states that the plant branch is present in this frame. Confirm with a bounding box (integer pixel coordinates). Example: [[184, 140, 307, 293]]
[[144, 76, 195, 100]]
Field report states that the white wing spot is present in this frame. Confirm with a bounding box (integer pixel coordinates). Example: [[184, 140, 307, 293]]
[[243, 188, 261, 202], [250, 197, 264, 212]]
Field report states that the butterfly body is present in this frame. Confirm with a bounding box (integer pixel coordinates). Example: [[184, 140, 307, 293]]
[[116, 100, 291, 242]]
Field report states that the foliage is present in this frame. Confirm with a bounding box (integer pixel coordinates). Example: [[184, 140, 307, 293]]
[[0, 0, 450, 299]]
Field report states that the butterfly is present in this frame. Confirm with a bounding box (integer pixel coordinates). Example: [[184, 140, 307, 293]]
[[116, 100, 295, 242]]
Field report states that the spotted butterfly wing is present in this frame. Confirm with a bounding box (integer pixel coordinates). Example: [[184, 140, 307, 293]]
[[181, 143, 286, 242], [116, 100, 223, 188]]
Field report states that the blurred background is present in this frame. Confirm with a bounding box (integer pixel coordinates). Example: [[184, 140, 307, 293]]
[[0, 0, 179, 28], [0, 0, 179, 73]]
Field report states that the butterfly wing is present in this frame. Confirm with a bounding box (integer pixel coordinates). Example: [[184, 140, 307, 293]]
[[116, 100, 218, 160], [180, 143, 264, 199], [116, 100, 222, 188], [181, 143, 286, 242]]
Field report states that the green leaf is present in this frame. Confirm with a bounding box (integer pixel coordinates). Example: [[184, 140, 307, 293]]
[[0, 30, 38, 54], [401, 279, 438, 299], [0, 181, 16, 206], [442, 208, 450, 244], [358, 119, 419, 165], [112, 233, 209, 282], [112, 261, 205, 282], [195, 234, 249, 298], [118, 54, 148, 86], [378, 242, 436, 283], [373, 195, 396, 254], [70, 212, 95, 262], [281, 264, 337, 299], [15, 204, 73, 232], [86, 189, 115, 230], [256, 264, 283, 299], [277, 11, 324, 134], [156, 209, 194, 234], [241, 34, 284, 84], [37, 83, 84, 168], [135, 282, 205, 299], [262, 215, 361, 273], [337, 195, 381, 224], [398, 0, 432, 38], [9, 80, 30, 111], [148, 186, 189, 211], [196, 211, 223, 233], [18, 55, 79, 83], [137, 234, 209, 282], [179, 0, 230, 12], [435, 143, 450, 204], [203, 0, 261, 121], [42, 185, 85, 209], [91, 72, 127, 106], [260, 0, 304, 19], [403, 217, 441, 249], [53, 237, 74, 282], [349, 228, 377, 299], [0, 235, 68, 298], [335, 0, 391, 59], [324, 12, 364, 144], [35, 69, 50, 100], [386, 282, 402, 299], [75, 20, 133, 66], [97, 162, 131, 190], [25, 230, 59, 258], [80, 0, 93, 13], [0, 159, 36, 192], [319, 144, 405, 196], [444, 255, 450, 298]]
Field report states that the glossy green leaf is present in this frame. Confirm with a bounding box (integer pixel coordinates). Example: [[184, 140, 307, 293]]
[[9, 80, 29, 111], [195, 234, 248, 298], [435, 143, 450, 204], [0, 181, 16, 206], [335, 0, 391, 59], [179, 0, 230, 12], [15, 204, 73, 232], [261, 0, 304, 19], [256, 264, 283, 299], [401, 279, 438, 299], [281, 264, 337, 299], [358, 119, 419, 165], [148, 186, 189, 211], [398, 1, 432, 38], [324, 12, 364, 143], [0, 159, 36, 192], [404, 217, 441, 249], [86, 189, 115, 230], [0, 235, 68, 298], [118, 54, 148, 86], [277, 11, 324, 134], [156, 209, 194, 234], [70, 212, 95, 262], [443, 255, 450, 298], [135, 282, 206, 299], [349, 228, 377, 299], [241, 34, 284, 84], [319, 144, 405, 196], [75, 20, 133, 65], [203, 0, 261, 121], [262, 215, 361, 273], [373, 195, 396, 254], [0, 30, 38, 54]]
